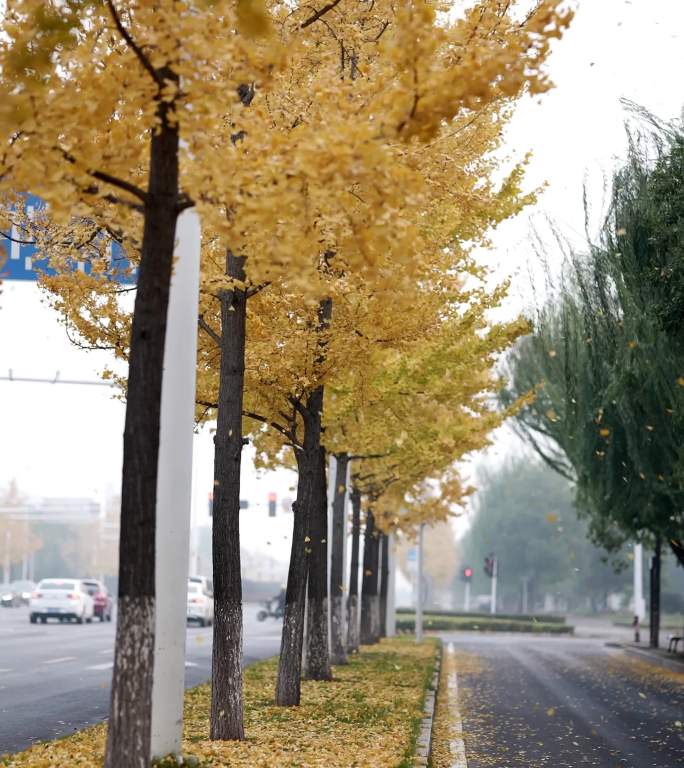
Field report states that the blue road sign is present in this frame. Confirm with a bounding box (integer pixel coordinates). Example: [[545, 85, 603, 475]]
[[0, 194, 136, 284]]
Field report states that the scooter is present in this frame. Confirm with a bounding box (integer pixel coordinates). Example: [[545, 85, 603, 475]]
[[257, 596, 285, 621]]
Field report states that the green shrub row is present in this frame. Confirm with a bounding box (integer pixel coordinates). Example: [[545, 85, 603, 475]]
[[396, 616, 574, 634], [396, 608, 566, 624]]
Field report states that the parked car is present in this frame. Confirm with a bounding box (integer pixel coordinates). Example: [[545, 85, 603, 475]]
[[29, 578, 95, 624], [81, 578, 113, 622], [10, 580, 36, 606], [1, 583, 20, 608], [187, 580, 214, 627]]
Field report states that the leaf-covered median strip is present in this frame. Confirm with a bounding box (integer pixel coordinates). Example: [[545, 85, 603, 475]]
[[397, 614, 574, 634], [1, 638, 437, 768]]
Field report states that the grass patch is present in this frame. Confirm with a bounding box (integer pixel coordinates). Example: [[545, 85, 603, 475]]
[[397, 614, 574, 634], [1, 637, 438, 768]]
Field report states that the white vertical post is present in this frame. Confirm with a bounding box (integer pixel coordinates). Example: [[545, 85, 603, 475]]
[[416, 523, 424, 643], [386, 532, 396, 637], [150, 208, 201, 760], [490, 557, 498, 616], [464, 581, 471, 612], [326, 453, 337, 650], [634, 543, 645, 620]]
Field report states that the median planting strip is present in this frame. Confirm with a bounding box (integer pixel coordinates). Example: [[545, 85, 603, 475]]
[[0, 638, 438, 768]]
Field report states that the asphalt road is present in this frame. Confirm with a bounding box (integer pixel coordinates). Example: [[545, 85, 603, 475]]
[[449, 632, 684, 768], [0, 603, 282, 755]]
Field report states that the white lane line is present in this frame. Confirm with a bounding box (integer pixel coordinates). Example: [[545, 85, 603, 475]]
[[184, 661, 199, 668], [448, 642, 468, 768], [87, 662, 114, 671], [0, 668, 13, 673], [41, 656, 77, 665], [98, 649, 113, 655]]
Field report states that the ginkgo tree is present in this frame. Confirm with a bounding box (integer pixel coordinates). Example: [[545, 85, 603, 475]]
[[1, 0, 573, 751], [0, 1, 279, 764]]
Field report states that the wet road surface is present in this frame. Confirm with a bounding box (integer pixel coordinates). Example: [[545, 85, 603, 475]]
[[447, 632, 684, 768], [0, 603, 282, 754]]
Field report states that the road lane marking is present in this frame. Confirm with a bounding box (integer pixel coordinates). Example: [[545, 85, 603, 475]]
[[98, 649, 113, 655], [0, 668, 13, 673], [87, 662, 114, 671], [184, 661, 199, 668], [42, 656, 77, 665], [447, 642, 468, 768]]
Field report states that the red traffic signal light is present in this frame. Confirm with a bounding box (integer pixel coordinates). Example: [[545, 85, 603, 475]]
[[461, 566, 473, 582], [268, 491, 277, 517]]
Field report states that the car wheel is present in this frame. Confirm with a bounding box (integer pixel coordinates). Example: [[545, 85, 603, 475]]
[[76, 613, 84, 624], [40, 616, 47, 624], [99, 613, 105, 622], [107, 612, 112, 622], [86, 615, 93, 623], [30, 613, 37, 624]]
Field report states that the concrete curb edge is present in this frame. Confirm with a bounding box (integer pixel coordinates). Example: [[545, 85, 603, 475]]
[[412, 642, 442, 767], [616, 643, 684, 675]]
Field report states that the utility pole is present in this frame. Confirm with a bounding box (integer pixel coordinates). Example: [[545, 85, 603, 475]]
[[416, 523, 424, 643], [150, 208, 201, 760]]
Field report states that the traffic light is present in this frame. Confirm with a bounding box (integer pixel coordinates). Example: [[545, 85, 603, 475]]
[[268, 492, 277, 517], [461, 566, 473, 583], [484, 554, 495, 578]]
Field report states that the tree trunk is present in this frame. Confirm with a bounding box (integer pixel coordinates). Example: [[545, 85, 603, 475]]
[[379, 533, 389, 638], [210, 252, 247, 740], [105, 91, 179, 768], [650, 536, 662, 649], [360, 510, 379, 645], [370, 526, 381, 641], [303, 395, 332, 681], [346, 485, 361, 654], [275, 400, 323, 704], [303, 298, 333, 681], [329, 453, 349, 665]]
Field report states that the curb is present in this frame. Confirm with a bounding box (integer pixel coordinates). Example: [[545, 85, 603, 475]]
[[412, 643, 442, 767], [614, 643, 684, 675]]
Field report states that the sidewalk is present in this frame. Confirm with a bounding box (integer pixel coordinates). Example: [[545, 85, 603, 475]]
[[616, 641, 684, 676]]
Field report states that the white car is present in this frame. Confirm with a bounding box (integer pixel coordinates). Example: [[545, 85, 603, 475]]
[[29, 578, 95, 624], [187, 580, 214, 627]]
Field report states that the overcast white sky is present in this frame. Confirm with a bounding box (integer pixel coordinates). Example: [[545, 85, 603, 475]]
[[1, 0, 683, 566]]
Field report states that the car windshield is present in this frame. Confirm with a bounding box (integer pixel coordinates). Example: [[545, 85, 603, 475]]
[[82, 582, 100, 595], [39, 580, 76, 591]]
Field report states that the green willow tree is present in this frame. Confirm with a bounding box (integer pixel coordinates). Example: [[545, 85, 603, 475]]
[[503, 112, 684, 640]]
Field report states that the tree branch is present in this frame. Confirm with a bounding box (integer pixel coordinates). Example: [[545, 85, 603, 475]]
[[242, 410, 301, 448], [300, 0, 342, 29], [105, 0, 164, 88], [198, 315, 222, 346]]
